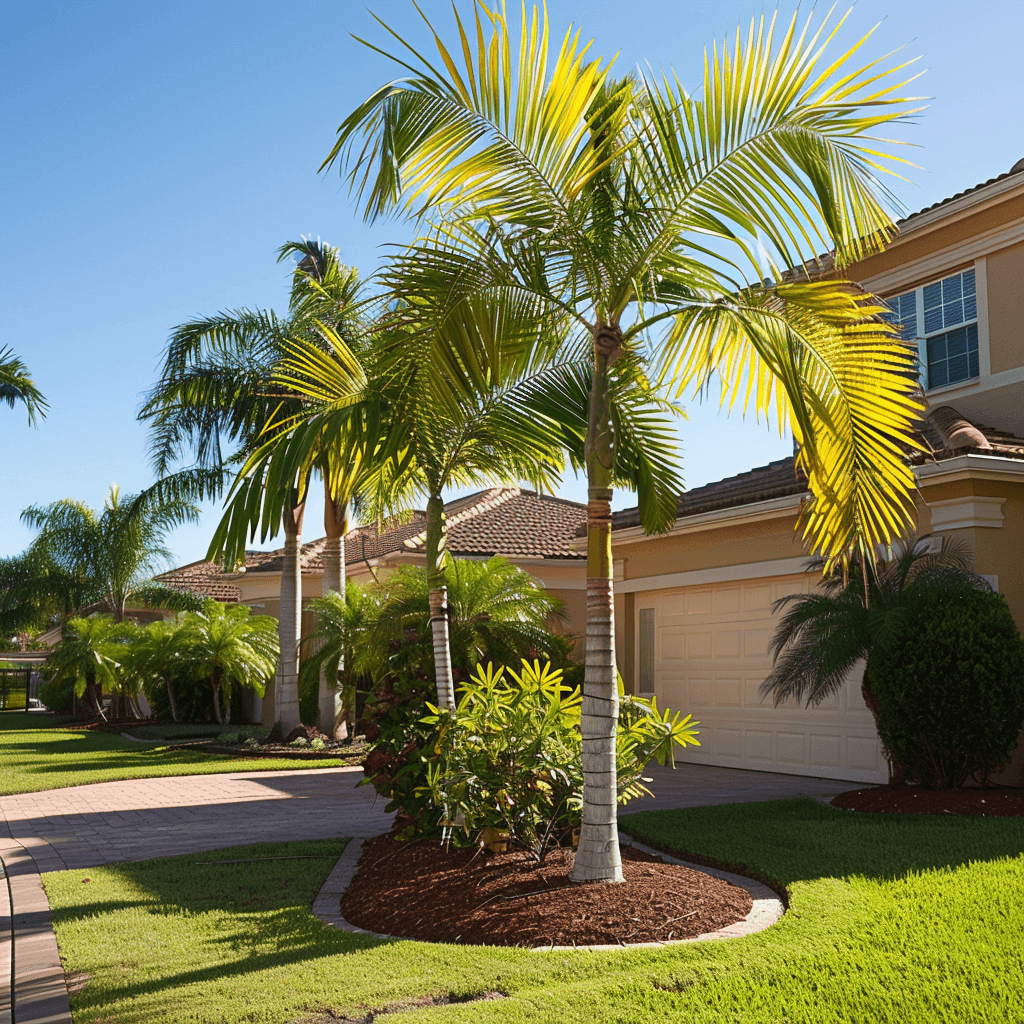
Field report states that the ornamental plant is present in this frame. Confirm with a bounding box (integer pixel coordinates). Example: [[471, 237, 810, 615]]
[[419, 661, 699, 863], [869, 589, 1024, 788]]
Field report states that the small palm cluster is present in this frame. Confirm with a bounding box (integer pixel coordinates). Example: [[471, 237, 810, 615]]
[[42, 602, 278, 726]]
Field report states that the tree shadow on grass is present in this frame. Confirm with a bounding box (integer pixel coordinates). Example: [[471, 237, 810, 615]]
[[621, 797, 1024, 885]]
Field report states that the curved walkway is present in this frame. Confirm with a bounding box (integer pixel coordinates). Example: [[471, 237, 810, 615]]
[[0, 763, 852, 1024]]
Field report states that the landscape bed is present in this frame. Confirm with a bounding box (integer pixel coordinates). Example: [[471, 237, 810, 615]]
[[340, 832, 753, 946], [832, 785, 1024, 816]]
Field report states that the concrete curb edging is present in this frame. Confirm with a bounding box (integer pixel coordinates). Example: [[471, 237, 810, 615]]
[[311, 835, 785, 952], [0, 842, 73, 1024]]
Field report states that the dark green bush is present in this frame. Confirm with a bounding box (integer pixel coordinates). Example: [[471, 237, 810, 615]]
[[870, 588, 1024, 788], [144, 671, 242, 724], [39, 672, 75, 714]]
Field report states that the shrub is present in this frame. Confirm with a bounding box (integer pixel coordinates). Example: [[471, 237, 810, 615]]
[[217, 732, 240, 744], [290, 736, 308, 748], [382, 660, 699, 856], [870, 588, 1024, 788], [310, 736, 326, 751], [39, 672, 75, 714]]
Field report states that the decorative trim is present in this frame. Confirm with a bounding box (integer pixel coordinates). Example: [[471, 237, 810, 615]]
[[893, 177, 1023, 240], [862, 219, 1024, 295], [928, 496, 1006, 530], [975, 256, 992, 379], [617, 556, 810, 595], [916, 453, 1024, 484]]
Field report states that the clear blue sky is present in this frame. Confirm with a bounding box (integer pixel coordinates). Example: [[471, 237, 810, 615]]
[[3, 0, 1022, 567]]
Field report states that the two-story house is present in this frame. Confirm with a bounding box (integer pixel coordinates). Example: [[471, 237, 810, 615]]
[[608, 160, 1024, 786]]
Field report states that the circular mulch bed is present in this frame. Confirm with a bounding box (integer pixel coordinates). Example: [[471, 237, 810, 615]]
[[832, 786, 1024, 816], [340, 833, 753, 947]]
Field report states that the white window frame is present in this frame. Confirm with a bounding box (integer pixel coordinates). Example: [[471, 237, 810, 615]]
[[887, 266, 981, 392]]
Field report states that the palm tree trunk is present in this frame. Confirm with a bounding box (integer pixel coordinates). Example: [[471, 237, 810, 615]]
[[212, 667, 224, 725], [165, 678, 180, 723], [320, 486, 348, 739], [571, 328, 624, 884], [274, 498, 305, 732], [426, 493, 455, 712]]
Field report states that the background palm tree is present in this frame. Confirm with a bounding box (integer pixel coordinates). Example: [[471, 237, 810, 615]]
[[325, 2, 926, 882], [0, 346, 47, 426], [759, 535, 991, 780], [20, 485, 202, 623], [141, 240, 372, 733]]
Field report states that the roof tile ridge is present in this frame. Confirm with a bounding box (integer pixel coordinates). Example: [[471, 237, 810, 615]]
[[446, 486, 520, 528]]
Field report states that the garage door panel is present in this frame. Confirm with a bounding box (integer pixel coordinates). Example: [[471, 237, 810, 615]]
[[640, 576, 886, 784]]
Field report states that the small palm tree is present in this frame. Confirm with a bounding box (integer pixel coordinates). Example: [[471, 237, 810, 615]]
[[0, 346, 47, 426], [759, 535, 991, 777], [42, 616, 136, 717], [129, 617, 193, 723], [20, 485, 202, 622], [182, 602, 279, 726]]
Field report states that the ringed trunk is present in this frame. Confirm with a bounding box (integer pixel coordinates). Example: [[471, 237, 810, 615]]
[[274, 499, 305, 732], [426, 493, 455, 712], [165, 678, 180, 724], [211, 667, 224, 726], [319, 487, 349, 739], [572, 327, 624, 884]]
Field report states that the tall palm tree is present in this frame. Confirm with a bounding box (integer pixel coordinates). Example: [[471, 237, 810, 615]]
[[20, 485, 202, 623], [0, 346, 47, 426], [759, 535, 991, 780], [141, 240, 372, 733], [324, 3, 925, 882]]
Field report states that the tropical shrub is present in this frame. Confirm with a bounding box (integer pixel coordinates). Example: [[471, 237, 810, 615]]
[[38, 672, 75, 714], [870, 589, 1024, 788]]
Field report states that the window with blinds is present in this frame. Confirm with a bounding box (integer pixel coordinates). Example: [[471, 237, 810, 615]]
[[884, 268, 979, 390]]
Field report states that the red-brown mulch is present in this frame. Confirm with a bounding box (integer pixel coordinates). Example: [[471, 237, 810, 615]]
[[832, 785, 1024, 817], [340, 833, 753, 947]]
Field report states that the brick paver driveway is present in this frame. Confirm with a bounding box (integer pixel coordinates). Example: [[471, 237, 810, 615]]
[[1, 761, 855, 872]]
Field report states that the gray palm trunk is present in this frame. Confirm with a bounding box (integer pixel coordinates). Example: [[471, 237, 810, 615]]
[[319, 488, 348, 738], [426, 494, 456, 712], [571, 328, 624, 884], [274, 500, 305, 732]]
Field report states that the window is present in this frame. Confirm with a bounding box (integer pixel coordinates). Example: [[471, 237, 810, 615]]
[[885, 269, 979, 390], [638, 608, 655, 693]]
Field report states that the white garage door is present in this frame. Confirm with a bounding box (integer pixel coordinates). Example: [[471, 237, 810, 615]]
[[636, 573, 886, 784]]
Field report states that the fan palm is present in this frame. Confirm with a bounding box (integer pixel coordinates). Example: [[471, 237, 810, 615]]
[[325, 2, 926, 881], [0, 346, 47, 426], [759, 535, 991, 770], [20, 485, 202, 623], [140, 240, 373, 733]]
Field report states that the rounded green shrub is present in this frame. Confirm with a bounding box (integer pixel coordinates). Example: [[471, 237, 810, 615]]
[[39, 672, 76, 714], [870, 588, 1024, 788]]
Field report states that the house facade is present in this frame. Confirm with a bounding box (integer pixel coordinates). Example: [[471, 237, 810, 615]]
[[610, 160, 1024, 786]]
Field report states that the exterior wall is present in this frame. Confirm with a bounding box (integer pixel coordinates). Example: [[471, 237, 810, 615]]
[[985, 240, 1024, 374]]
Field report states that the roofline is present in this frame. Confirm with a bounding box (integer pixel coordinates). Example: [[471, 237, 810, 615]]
[[893, 172, 1024, 241]]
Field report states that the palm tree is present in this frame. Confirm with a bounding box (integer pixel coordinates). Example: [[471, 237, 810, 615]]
[[181, 602, 279, 726], [129, 617, 192, 723], [0, 346, 47, 426], [324, 3, 925, 882], [20, 485, 202, 623], [42, 615, 136, 718], [141, 240, 373, 733], [759, 535, 991, 780]]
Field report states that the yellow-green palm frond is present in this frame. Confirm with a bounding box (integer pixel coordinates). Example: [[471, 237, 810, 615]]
[[636, 6, 924, 274], [325, 1, 627, 225], [661, 280, 923, 572]]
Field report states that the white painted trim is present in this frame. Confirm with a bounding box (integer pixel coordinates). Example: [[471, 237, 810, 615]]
[[862, 219, 1024, 295], [612, 493, 805, 546], [916, 454, 1024, 484], [922, 363, 1024, 407], [928, 496, 1006, 530], [891, 177, 1024, 243], [975, 255, 992, 379], [617, 556, 811, 594]]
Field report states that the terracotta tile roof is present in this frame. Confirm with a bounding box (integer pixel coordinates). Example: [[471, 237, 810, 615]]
[[608, 406, 1024, 533], [154, 560, 241, 602], [243, 488, 587, 574]]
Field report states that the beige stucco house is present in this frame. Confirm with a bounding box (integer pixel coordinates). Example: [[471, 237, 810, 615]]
[[609, 159, 1024, 786]]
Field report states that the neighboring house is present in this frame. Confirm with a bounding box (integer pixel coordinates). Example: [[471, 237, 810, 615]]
[[186, 488, 588, 727], [608, 159, 1024, 786]]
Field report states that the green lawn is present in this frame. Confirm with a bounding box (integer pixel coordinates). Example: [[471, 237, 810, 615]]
[[42, 800, 1024, 1024], [0, 713, 357, 795]]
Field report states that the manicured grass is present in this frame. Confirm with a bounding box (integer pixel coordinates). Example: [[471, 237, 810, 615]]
[[42, 800, 1024, 1023], [0, 713, 357, 795]]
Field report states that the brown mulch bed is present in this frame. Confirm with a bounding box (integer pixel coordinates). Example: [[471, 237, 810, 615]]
[[340, 833, 753, 947], [832, 785, 1024, 816]]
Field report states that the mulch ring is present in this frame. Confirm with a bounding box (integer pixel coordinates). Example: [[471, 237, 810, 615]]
[[164, 741, 367, 761], [340, 833, 753, 947], [832, 785, 1024, 816]]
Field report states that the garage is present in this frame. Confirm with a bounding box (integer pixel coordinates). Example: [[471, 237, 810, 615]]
[[635, 572, 887, 785]]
